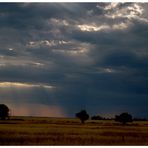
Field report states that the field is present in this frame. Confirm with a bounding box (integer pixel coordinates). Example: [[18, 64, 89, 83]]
[[0, 117, 148, 145]]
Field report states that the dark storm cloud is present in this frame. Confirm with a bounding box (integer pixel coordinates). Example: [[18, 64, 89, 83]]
[[0, 3, 148, 117]]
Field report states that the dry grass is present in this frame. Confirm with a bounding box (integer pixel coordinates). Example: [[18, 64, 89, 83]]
[[0, 117, 148, 145]]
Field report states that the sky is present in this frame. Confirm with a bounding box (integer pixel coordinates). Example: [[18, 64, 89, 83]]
[[0, 2, 148, 118]]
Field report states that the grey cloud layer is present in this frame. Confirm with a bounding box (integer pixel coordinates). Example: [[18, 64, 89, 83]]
[[0, 3, 148, 117]]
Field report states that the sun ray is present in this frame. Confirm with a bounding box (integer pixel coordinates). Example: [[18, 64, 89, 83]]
[[0, 82, 54, 89]]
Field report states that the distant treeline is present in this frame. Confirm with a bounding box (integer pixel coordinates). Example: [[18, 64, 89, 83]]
[[0, 104, 148, 125], [76, 110, 148, 124], [91, 115, 148, 121]]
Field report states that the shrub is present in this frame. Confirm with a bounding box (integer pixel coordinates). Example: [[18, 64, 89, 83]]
[[91, 115, 104, 120]]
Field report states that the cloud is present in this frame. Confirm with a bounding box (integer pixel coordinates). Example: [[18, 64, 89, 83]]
[[0, 3, 148, 118], [0, 82, 54, 89], [104, 3, 144, 20]]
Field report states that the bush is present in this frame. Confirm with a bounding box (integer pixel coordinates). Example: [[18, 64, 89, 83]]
[[91, 115, 104, 120]]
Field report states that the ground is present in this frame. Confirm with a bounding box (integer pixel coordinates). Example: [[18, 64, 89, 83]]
[[0, 116, 148, 145]]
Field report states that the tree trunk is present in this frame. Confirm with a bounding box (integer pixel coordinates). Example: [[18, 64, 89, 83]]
[[81, 120, 85, 124]]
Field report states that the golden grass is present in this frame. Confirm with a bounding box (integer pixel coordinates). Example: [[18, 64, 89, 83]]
[[0, 117, 148, 145]]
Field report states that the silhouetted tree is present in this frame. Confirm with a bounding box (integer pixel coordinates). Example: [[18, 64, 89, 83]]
[[76, 110, 89, 124], [0, 104, 9, 120], [115, 112, 133, 125]]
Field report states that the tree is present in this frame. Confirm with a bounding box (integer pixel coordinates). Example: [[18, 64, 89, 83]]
[[115, 112, 133, 125], [0, 104, 9, 120], [76, 110, 89, 124]]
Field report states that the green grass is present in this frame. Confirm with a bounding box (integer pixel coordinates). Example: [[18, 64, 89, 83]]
[[0, 117, 148, 145]]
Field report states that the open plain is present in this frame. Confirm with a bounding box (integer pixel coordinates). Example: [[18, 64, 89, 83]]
[[0, 117, 148, 145]]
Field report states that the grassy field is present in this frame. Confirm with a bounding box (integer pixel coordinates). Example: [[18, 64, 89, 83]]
[[0, 116, 148, 145]]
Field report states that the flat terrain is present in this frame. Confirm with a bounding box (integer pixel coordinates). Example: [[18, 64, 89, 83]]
[[0, 116, 148, 145]]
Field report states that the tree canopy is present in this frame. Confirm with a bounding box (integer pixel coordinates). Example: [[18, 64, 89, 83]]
[[115, 112, 133, 125], [0, 104, 9, 120], [76, 110, 89, 124]]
